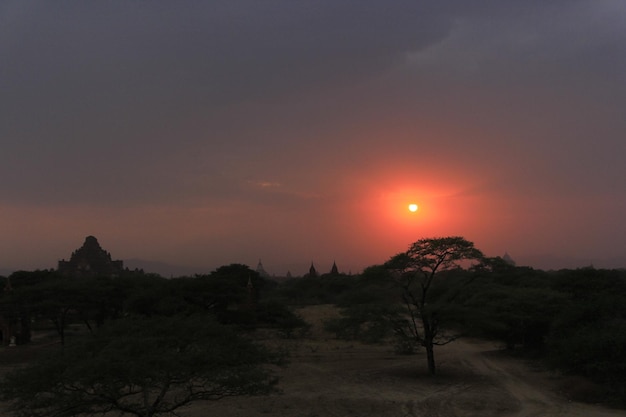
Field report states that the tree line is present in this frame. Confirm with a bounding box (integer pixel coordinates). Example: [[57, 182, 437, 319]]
[[1, 237, 626, 414], [0, 264, 306, 417], [276, 238, 626, 403]]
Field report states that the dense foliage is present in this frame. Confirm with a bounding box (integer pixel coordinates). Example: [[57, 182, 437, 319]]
[[1, 316, 281, 417], [0, 264, 307, 342], [0, 264, 306, 416], [545, 268, 626, 401]]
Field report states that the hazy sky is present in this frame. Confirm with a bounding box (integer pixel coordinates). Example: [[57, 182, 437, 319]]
[[1, 0, 625, 275]]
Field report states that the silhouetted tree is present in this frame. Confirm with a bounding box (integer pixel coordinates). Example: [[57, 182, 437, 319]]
[[384, 236, 484, 375], [13, 276, 84, 346], [0, 315, 282, 417]]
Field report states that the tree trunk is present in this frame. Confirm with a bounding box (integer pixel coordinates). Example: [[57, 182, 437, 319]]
[[52, 317, 65, 346], [422, 317, 436, 375], [425, 341, 436, 375]]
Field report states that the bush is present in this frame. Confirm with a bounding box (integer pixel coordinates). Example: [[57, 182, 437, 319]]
[[255, 302, 311, 338], [0, 315, 282, 417], [323, 303, 398, 344]]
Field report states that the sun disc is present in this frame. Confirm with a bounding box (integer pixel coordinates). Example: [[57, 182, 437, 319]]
[[408, 203, 418, 212]]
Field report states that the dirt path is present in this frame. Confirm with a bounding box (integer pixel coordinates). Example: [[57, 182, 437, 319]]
[[445, 339, 625, 417], [185, 305, 626, 417]]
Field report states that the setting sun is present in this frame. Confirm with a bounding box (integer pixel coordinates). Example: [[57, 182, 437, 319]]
[[408, 203, 418, 212]]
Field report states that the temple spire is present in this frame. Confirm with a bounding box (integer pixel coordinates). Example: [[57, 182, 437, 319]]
[[255, 259, 269, 278]]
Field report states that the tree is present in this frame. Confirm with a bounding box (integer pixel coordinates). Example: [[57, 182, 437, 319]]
[[322, 266, 405, 347], [384, 236, 484, 375], [546, 268, 626, 396], [12, 276, 84, 346], [209, 263, 268, 291], [466, 283, 566, 350], [0, 315, 282, 417]]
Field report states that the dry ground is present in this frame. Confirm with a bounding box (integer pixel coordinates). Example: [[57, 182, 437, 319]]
[[187, 305, 626, 417], [1, 305, 625, 417]]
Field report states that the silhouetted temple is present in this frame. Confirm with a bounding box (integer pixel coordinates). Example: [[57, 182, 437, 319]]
[[255, 259, 270, 278], [502, 252, 516, 266], [58, 236, 124, 278], [330, 261, 339, 275], [307, 262, 318, 278]]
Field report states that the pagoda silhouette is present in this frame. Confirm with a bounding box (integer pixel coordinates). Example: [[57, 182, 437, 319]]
[[58, 236, 124, 278]]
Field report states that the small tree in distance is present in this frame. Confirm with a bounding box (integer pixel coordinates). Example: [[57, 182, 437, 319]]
[[385, 236, 484, 375]]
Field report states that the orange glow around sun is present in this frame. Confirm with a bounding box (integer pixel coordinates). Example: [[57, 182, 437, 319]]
[[366, 180, 455, 240], [375, 187, 431, 227], [345, 164, 483, 258]]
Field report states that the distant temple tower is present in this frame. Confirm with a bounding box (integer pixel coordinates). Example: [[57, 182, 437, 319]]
[[58, 236, 124, 278], [330, 261, 339, 275], [502, 252, 516, 267], [307, 262, 318, 278], [245, 275, 259, 310], [255, 259, 270, 278]]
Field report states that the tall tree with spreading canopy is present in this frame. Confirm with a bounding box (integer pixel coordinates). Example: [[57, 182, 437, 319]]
[[385, 236, 484, 375]]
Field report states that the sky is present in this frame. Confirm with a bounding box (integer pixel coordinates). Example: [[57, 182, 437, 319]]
[[1, 0, 625, 276]]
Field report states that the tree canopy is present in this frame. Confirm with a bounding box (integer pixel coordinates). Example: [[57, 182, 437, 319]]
[[385, 236, 485, 374], [0, 315, 282, 417]]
